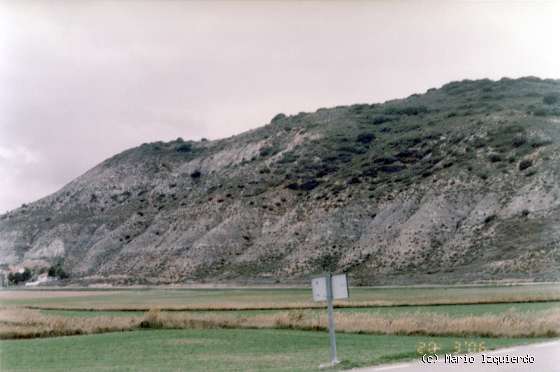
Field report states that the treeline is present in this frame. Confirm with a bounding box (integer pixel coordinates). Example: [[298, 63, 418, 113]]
[[7, 262, 68, 285]]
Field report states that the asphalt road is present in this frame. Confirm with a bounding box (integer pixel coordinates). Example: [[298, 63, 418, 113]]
[[351, 340, 560, 372]]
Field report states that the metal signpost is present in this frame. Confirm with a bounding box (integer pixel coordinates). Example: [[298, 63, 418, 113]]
[[311, 272, 349, 367]]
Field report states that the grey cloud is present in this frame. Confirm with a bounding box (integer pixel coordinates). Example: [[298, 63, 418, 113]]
[[1, 1, 559, 212]]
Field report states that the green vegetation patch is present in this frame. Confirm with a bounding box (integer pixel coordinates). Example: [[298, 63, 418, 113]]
[[4, 284, 560, 310], [0, 329, 547, 372], [39, 300, 560, 321]]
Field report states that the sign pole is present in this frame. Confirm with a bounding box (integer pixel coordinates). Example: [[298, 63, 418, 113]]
[[312, 272, 347, 367], [325, 273, 339, 366]]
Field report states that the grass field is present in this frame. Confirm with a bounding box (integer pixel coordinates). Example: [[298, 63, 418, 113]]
[[0, 328, 548, 372], [40, 300, 560, 319], [2, 283, 560, 310], [1, 284, 559, 371]]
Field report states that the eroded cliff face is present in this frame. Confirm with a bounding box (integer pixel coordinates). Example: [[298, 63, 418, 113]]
[[2, 77, 560, 284]]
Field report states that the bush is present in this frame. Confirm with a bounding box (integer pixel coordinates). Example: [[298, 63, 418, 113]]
[[361, 167, 378, 177], [477, 171, 489, 180], [48, 263, 69, 279], [299, 179, 320, 191], [484, 214, 497, 224], [374, 156, 397, 165], [371, 115, 393, 125], [530, 138, 553, 148], [317, 253, 338, 272], [379, 165, 405, 173], [402, 106, 428, 115], [384, 105, 429, 116], [259, 145, 279, 157], [512, 135, 527, 147], [7, 268, 32, 284], [190, 170, 202, 178], [286, 179, 319, 191], [258, 167, 271, 174], [543, 93, 559, 105], [314, 164, 338, 177], [347, 176, 361, 185], [519, 159, 533, 171], [175, 143, 192, 153], [278, 152, 298, 163], [286, 183, 299, 190], [356, 133, 375, 144], [533, 108, 548, 116], [336, 145, 367, 154], [487, 153, 503, 162], [271, 113, 287, 123], [140, 308, 164, 329]]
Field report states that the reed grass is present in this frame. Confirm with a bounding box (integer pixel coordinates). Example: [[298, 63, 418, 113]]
[[2, 306, 558, 340]]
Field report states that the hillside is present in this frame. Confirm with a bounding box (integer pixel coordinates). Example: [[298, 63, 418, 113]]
[[1, 77, 560, 285]]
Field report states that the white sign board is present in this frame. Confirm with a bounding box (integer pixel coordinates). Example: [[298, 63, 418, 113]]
[[311, 273, 349, 302], [312, 276, 327, 302], [311, 273, 348, 366], [331, 274, 348, 300]]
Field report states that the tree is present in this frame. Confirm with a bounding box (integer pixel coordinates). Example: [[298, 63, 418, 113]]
[[7, 268, 32, 284], [48, 262, 69, 279]]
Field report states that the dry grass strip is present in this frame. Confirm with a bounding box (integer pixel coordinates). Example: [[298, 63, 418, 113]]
[[0, 309, 138, 339], [139, 308, 560, 338], [2, 307, 558, 340]]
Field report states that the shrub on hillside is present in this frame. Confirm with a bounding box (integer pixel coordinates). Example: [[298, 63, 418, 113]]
[[356, 132, 375, 144], [512, 135, 527, 148], [271, 113, 287, 123], [299, 179, 320, 191], [519, 159, 533, 171], [371, 115, 393, 125], [278, 152, 298, 163], [487, 153, 503, 162], [259, 145, 280, 157], [175, 143, 192, 153], [533, 108, 548, 116], [384, 105, 429, 116], [379, 164, 405, 173], [543, 93, 559, 105], [336, 145, 367, 154], [286, 179, 319, 191]]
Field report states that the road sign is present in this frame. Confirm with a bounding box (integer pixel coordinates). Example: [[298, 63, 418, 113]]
[[331, 273, 348, 300], [311, 272, 349, 367], [311, 276, 327, 301], [311, 273, 348, 302]]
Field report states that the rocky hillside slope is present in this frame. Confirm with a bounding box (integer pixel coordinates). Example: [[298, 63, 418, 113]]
[[2, 77, 560, 285]]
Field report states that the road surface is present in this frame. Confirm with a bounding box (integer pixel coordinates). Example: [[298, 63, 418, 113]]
[[351, 340, 560, 372]]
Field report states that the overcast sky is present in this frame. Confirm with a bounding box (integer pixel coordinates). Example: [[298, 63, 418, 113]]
[[1, 1, 559, 213]]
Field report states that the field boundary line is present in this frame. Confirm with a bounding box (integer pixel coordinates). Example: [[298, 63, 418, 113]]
[[20, 297, 560, 312]]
